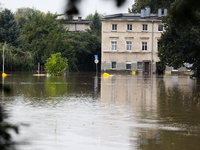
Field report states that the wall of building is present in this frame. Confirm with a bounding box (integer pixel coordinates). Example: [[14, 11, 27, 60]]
[[63, 23, 90, 32]]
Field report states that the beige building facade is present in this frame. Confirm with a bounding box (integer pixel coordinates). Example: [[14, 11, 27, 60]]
[[63, 17, 92, 32], [101, 8, 189, 74]]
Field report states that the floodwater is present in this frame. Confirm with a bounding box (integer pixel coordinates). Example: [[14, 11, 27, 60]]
[[1, 72, 200, 150]]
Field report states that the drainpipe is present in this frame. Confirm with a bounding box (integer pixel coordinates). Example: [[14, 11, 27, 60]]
[[151, 20, 154, 76]]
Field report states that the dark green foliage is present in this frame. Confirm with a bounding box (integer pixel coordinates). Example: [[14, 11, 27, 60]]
[[85, 13, 102, 20], [64, 32, 101, 71], [45, 52, 68, 76], [158, 5, 200, 78], [44, 30, 78, 71], [0, 9, 21, 47], [170, 0, 200, 25], [128, 0, 175, 13], [0, 105, 18, 150], [88, 12, 101, 36], [15, 8, 40, 28], [61, 40, 78, 71], [21, 12, 66, 64], [0, 43, 34, 71]]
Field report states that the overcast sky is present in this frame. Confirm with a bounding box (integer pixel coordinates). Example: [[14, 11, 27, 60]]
[[0, 0, 134, 18]]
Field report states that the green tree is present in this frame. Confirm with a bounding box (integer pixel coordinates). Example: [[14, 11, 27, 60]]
[[85, 13, 102, 20], [128, 0, 175, 13], [158, 8, 200, 78], [64, 32, 101, 71], [170, 0, 200, 24], [45, 52, 68, 76], [0, 8, 21, 47], [44, 30, 78, 71], [0, 43, 34, 71], [21, 12, 66, 64], [88, 12, 101, 36], [85, 13, 94, 20], [15, 7, 41, 28]]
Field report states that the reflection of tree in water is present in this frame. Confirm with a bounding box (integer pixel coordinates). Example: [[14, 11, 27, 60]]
[[44, 76, 68, 97], [137, 78, 200, 150], [157, 78, 200, 125]]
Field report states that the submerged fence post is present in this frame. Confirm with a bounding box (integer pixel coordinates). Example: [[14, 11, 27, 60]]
[[38, 62, 40, 74]]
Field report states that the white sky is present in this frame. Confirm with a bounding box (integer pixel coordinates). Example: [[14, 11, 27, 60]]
[[0, 0, 134, 18]]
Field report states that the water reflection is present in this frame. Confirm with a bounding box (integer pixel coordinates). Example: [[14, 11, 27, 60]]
[[1, 72, 200, 150], [101, 74, 200, 149]]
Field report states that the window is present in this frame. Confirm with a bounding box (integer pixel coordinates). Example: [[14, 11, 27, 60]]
[[142, 42, 147, 51], [111, 62, 116, 69], [142, 24, 147, 31], [157, 42, 160, 51], [127, 24, 132, 31], [126, 62, 131, 70], [126, 42, 132, 51], [137, 62, 143, 70], [172, 67, 178, 71], [112, 24, 117, 31], [111, 41, 117, 50], [158, 25, 163, 31], [188, 64, 193, 71]]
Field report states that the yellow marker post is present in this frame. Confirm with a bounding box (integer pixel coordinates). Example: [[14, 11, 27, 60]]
[[2, 73, 7, 77], [103, 73, 114, 77], [132, 71, 135, 75]]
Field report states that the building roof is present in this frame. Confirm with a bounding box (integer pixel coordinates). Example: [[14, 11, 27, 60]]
[[64, 20, 92, 24], [102, 13, 163, 21]]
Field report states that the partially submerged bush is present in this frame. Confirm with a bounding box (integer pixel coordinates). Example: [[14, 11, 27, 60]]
[[45, 52, 68, 76]]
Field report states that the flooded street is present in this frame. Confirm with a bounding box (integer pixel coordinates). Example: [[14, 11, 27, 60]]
[[1, 72, 200, 150]]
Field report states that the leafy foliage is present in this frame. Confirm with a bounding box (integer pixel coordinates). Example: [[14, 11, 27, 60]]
[[128, 0, 175, 13], [0, 8, 21, 47], [0, 43, 34, 71], [64, 32, 101, 71], [45, 52, 68, 76], [88, 12, 101, 36], [85, 13, 102, 20], [14, 7, 41, 28], [170, 0, 200, 25], [44, 30, 78, 71], [21, 11, 66, 64], [158, 5, 200, 77]]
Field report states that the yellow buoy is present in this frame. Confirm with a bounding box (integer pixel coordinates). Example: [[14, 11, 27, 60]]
[[2, 73, 7, 77], [103, 73, 114, 77], [132, 71, 135, 75]]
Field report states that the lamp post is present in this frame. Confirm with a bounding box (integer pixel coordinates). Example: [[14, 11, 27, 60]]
[[3, 43, 4, 74]]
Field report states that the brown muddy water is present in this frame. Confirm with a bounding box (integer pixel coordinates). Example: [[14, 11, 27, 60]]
[[1, 72, 200, 150]]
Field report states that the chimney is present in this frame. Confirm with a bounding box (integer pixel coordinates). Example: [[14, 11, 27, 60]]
[[164, 9, 168, 16], [78, 17, 82, 21], [158, 8, 162, 18], [141, 9, 145, 18], [145, 6, 151, 18]]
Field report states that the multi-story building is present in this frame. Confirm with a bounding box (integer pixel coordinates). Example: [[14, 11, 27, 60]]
[[101, 7, 165, 74], [101, 7, 190, 74], [63, 17, 92, 32]]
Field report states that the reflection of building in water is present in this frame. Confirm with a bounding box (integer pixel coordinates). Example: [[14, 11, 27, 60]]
[[164, 76, 195, 91], [100, 75, 197, 148], [101, 74, 158, 108], [100, 74, 159, 147]]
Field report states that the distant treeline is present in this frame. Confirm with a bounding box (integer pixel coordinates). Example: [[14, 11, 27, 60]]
[[0, 8, 101, 72]]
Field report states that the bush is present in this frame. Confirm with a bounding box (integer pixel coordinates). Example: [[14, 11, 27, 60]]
[[45, 52, 68, 76]]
